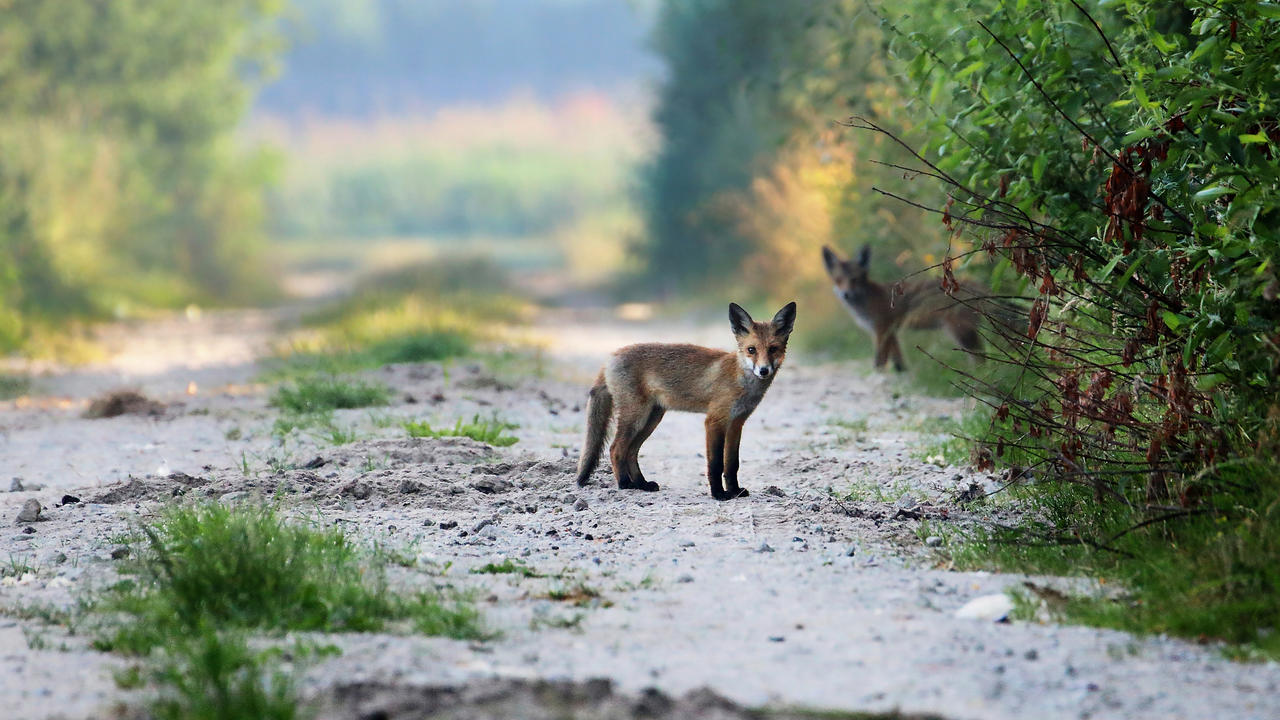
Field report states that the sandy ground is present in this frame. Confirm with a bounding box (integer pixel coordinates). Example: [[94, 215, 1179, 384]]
[[1, 308, 1278, 720]]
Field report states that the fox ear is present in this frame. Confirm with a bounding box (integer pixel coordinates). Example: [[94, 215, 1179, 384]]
[[857, 244, 871, 268], [771, 301, 797, 337], [821, 246, 841, 274], [729, 303, 754, 337]]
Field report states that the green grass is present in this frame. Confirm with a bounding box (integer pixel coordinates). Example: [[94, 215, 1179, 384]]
[[472, 559, 542, 578], [403, 414, 519, 447], [91, 503, 483, 655], [146, 630, 302, 720], [269, 376, 391, 414], [0, 373, 30, 400], [944, 460, 1280, 660]]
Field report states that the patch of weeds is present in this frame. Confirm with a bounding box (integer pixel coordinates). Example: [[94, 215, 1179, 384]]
[[90, 502, 484, 655], [472, 559, 542, 578], [147, 629, 301, 720], [950, 460, 1280, 660], [0, 373, 30, 400], [544, 582, 608, 608], [403, 414, 518, 447], [3, 555, 37, 578], [223, 426, 242, 441], [270, 376, 390, 414], [366, 330, 472, 365], [367, 411, 398, 429], [530, 611, 585, 631], [371, 538, 419, 569], [0, 601, 74, 627]]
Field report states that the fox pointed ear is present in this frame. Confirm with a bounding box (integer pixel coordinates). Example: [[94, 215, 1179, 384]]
[[771, 301, 797, 337], [822, 246, 841, 274], [857, 244, 871, 268], [728, 303, 754, 337]]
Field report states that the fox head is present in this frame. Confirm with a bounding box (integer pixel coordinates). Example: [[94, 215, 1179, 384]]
[[729, 302, 797, 380], [822, 245, 873, 307]]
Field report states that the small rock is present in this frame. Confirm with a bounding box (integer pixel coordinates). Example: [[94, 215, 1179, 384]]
[[756, 542, 775, 553], [60, 495, 81, 506], [768, 636, 785, 643], [1024, 649, 1039, 661], [403, 394, 418, 404], [10, 478, 23, 492], [954, 594, 1015, 622], [573, 498, 589, 512], [763, 485, 785, 497], [925, 536, 944, 547], [676, 574, 694, 583], [15, 499, 41, 524], [423, 519, 435, 527], [21, 526, 35, 534], [340, 482, 372, 500], [811, 524, 824, 534], [678, 539, 695, 548], [439, 520, 458, 530], [399, 479, 425, 494], [471, 476, 511, 494], [301, 456, 326, 470], [472, 516, 497, 533], [53, 553, 67, 565], [110, 547, 130, 560], [845, 545, 857, 557]]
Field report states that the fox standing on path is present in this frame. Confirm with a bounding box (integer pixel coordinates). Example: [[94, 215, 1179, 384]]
[[822, 245, 985, 371], [575, 302, 797, 500]]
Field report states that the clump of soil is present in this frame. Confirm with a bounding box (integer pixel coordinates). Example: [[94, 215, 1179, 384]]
[[84, 390, 165, 419], [314, 678, 945, 720]]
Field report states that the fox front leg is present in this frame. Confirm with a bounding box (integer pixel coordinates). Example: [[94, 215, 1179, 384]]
[[721, 416, 749, 499], [704, 416, 728, 500]]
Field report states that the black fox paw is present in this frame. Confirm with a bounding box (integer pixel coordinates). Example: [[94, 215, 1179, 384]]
[[634, 479, 660, 492], [732, 487, 750, 498]]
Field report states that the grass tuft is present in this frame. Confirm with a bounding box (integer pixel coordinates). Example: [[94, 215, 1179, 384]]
[[269, 376, 390, 414], [472, 559, 543, 578], [403, 414, 518, 447], [91, 503, 483, 655]]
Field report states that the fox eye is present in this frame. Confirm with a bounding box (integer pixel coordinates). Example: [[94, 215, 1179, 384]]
[[769, 345, 780, 354], [746, 346, 756, 355]]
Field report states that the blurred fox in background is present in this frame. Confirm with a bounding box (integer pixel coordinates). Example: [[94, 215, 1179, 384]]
[[822, 245, 990, 371]]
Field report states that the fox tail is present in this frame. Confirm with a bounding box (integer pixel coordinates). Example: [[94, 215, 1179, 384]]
[[574, 371, 612, 486]]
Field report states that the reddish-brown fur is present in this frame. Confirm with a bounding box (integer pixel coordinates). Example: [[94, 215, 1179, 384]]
[[822, 245, 986, 371], [575, 302, 797, 500]]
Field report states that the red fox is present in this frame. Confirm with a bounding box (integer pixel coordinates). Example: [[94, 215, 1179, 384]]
[[575, 302, 797, 500], [822, 245, 985, 371]]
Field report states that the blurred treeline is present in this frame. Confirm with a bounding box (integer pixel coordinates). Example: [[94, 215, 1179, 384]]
[[640, 0, 953, 349], [0, 0, 285, 353]]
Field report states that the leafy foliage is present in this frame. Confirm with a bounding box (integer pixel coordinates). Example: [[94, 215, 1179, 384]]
[[0, 0, 285, 352]]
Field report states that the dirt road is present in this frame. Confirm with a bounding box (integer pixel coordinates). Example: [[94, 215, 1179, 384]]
[[0, 308, 1276, 719]]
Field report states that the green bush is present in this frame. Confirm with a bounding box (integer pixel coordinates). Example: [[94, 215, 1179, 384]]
[[269, 377, 391, 414], [403, 414, 519, 447]]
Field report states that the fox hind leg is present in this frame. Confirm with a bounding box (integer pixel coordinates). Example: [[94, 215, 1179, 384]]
[[625, 404, 664, 492], [705, 416, 728, 500]]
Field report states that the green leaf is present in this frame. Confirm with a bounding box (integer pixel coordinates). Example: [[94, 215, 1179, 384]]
[[1193, 185, 1234, 202], [1032, 154, 1047, 183], [1162, 310, 1189, 331], [1238, 133, 1269, 145]]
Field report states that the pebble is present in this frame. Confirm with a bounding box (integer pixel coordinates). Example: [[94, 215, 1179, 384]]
[[439, 520, 458, 530], [954, 594, 1014, 622], [15, 499, 41, 524], [756, 542, 775, 553], [21, 526, 36, 534], [573, 498, 589, 511], [925, 536, 943, 547], [473, 516, 498, 533], [678, 539, 695, 548], [845, 545, 857, 557], [53, 553, 67, 564], [676, 574, 694, 583], [110, 546, 130, 560]]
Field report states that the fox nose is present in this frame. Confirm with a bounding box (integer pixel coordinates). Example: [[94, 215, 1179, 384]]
[[756, 365, 772, 378]]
